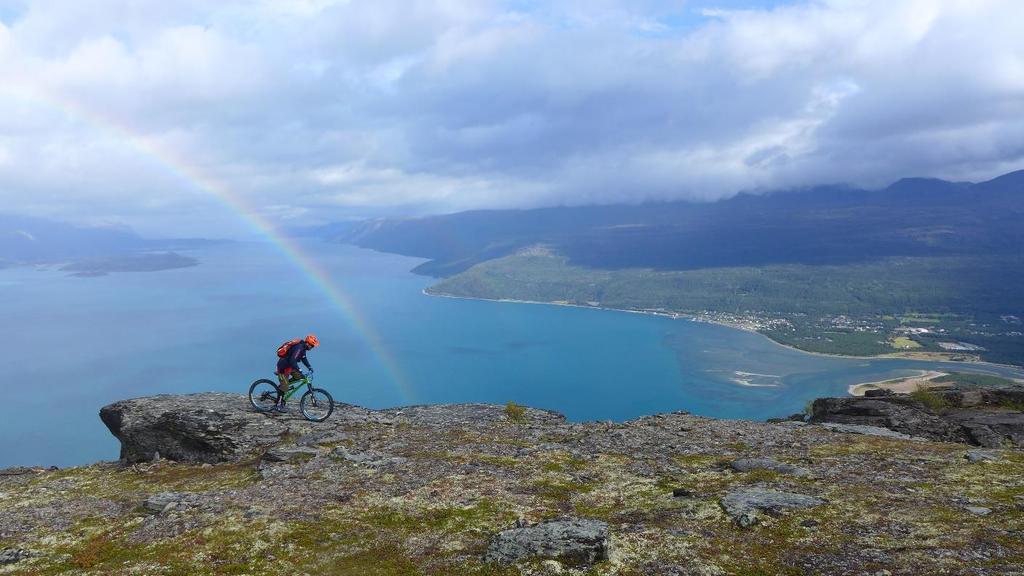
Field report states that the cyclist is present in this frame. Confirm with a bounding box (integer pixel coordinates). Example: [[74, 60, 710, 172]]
[[274, 334, 319, 412]]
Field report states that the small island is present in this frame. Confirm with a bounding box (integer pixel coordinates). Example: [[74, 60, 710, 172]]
[[60, 252, 199, 277]]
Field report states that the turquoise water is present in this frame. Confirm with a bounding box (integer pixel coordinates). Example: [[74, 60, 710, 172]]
[[2, 241, 1023, 467]]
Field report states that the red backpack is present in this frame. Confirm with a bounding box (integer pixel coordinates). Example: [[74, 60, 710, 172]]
[[276, 338, 302, 358]]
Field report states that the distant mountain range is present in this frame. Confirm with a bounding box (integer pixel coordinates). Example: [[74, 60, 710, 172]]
[[0, 214, 224, 265], [328, 170, 1024, 277]]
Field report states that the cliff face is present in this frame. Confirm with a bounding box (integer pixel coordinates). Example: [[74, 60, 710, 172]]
[[810, 386, 1024, 447], [2, 392, 1024, 575]]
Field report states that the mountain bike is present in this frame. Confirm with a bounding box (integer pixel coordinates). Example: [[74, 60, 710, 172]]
[[248, 372, 334, 422]]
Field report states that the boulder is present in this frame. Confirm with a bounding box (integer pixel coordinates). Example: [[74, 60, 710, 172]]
[[730, 457, 810, 477], [720, 489, 826, 527], [485, 518, 610, 565], [965, 450, 1000, 463], [142, 492, 200, 515], [100, 393, 296, 464], [809, 396, 960, 440], [0, 548, 34, 565]]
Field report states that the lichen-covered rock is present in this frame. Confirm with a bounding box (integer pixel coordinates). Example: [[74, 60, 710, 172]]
[[720, 488, 826, 526], [0, 548, 34, 565], [142, 492, 201, 515], [730, 457, 810, 477], [100, 393, 295, 464], [4, 393, 1022, 575], [331, 446, 407, 467], [100, 394, 562, 464], [965, 449, 1000, 463], [484, 518, 609, 565]]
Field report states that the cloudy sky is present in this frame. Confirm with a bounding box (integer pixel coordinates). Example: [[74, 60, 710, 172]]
[[1, 0, 1022, 236]]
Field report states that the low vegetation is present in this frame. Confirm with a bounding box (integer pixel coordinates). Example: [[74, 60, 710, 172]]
[[5, 397, 1024, 575], [430, 252, 1024, 365]]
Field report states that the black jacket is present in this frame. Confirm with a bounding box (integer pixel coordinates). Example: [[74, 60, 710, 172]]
[[277, 342, 311, 373]]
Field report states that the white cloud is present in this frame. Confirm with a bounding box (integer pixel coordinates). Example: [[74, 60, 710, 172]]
[[0, 0, 1022, 236]]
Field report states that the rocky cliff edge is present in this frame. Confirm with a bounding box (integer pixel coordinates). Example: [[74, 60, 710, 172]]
[[2, 389, 1023, 575]]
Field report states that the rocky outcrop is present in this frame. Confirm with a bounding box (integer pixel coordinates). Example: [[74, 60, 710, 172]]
[[99, 393, 562, 464], [484, 518, 610, 565], [3, 392, 1022, 575], [720, 488, 826, 527], [809, 385, 1024, 447]]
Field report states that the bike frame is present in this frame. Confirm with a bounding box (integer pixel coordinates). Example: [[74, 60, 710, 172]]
[[280, 374, 315, 401]]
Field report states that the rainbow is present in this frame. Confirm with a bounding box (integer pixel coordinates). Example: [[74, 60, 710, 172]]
[[3, 84, 416, 403]]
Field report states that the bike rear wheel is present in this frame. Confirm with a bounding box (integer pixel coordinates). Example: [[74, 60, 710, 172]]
[[300, 387, 334, 422], [248, 379, 280, 412]]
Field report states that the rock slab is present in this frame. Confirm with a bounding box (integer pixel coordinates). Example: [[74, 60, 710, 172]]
[[0, 548, 34, 565], [810, 386, 1024, 447], [100, 394, 563, 464], [485, 518, 610, 565], [720, 489, 826, 527]]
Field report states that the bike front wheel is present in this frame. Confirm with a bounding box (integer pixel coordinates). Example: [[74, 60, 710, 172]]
[[248, 379, 280, 412], [300, 387, 334, 422]]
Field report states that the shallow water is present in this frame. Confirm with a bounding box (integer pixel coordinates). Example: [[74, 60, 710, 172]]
[[2, 240, 1022, 467]]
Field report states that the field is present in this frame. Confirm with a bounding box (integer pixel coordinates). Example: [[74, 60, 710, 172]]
[[890, 336, 923, 349]]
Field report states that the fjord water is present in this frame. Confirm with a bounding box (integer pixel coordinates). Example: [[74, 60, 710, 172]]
[[3, 241, 1024, 467]]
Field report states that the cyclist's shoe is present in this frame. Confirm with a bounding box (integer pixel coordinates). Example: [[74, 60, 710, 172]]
[[273, 402, 289, 413]]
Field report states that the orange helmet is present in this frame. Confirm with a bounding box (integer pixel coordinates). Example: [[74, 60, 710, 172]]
[[304, 334, 320, 348]]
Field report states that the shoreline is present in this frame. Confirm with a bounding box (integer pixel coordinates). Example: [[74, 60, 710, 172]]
[[423, 288, 1024, 375], [847, 370, 949, 396]]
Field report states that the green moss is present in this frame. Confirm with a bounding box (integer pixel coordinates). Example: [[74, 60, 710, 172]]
[[672, 453, 719, 469], [531, 477, 595, 503], [910, 388, 950, 411], [995, 398, 1024, 411], [476, 454, 519, 468], [22, 461, 259, 510], [540, 453, 588, 473], [740, 469, 784, 484], [361, 499, 511, 534], [504, 401, 527, 423]]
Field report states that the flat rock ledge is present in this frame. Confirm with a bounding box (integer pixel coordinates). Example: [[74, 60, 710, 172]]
[[720, 488, 827, 527], [484, 518, 610, 565], [99, 392, 563, 464]]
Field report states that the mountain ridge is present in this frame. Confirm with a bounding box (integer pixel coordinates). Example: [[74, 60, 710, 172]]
[[327, 170, 1024, 277]]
